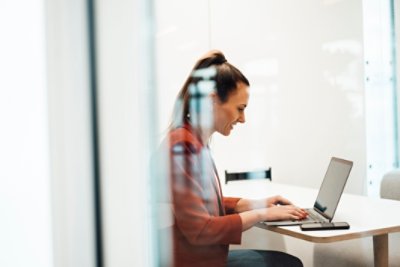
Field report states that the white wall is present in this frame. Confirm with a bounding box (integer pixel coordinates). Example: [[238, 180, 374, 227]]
[[155, 0, 210, 137], [156, 0, 366, 195], [212, 0, 366, 194]]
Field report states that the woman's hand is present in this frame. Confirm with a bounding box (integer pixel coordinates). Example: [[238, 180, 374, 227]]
[[238, 205, 308, 231], [262, 205, 308, 222], [235, 195, 301, 212], [266, 195, 293, 207]]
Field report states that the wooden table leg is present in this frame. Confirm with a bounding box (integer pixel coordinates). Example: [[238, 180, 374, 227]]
[[373, 234, 388, 267]]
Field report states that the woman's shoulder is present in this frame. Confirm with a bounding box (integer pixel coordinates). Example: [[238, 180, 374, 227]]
[[168, 126, 203, 154]]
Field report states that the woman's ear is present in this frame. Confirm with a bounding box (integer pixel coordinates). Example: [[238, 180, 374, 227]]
[[210, 92, 219, 105]]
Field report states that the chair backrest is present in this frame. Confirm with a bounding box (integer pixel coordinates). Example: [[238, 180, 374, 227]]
[[380, 170, 400, 201], [225, 168, 272, 184]]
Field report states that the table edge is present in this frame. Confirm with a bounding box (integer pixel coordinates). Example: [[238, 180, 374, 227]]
[[256, 223, 400, 243]]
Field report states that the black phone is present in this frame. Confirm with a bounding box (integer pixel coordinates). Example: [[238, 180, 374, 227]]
[[300, 222, 350, 231]]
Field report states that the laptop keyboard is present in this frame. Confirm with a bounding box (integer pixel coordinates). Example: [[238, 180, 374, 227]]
[[304, 209, 327, 222]]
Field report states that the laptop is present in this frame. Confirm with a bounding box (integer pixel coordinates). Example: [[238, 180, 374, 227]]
[[263, 157, 353, 226]]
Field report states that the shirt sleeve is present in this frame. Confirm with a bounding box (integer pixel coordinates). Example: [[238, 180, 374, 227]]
[[170, 141, 242, 245], [223, 197, 241, 214]]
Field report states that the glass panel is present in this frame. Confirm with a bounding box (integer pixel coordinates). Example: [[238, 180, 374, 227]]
[[149, 0, 398, 265], [0, 1, 52, 266], [364, 0, 398, 197]]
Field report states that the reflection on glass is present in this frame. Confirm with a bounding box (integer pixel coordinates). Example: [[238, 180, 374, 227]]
[[153, 50, 304, 267]]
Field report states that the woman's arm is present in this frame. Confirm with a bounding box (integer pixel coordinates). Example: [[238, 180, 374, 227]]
[[235, 195, 294, 213], [235, 195, 308, 231], [238, 205, 307, 231]]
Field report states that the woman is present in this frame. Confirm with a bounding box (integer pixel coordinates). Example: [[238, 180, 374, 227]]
[[163, 50, 306, 267]]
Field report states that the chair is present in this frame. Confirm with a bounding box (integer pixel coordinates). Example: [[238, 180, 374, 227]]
[[313, 170, 400, 267], [225, 168, 271, 184], [380, 169, 400, 201]]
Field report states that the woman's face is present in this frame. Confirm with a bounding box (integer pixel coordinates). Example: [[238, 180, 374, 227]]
[[213, 82, 249, 136]]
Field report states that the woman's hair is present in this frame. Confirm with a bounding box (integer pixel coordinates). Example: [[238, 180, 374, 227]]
[[170, 50, 249, 129]]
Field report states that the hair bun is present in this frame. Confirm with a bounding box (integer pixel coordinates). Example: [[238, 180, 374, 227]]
[[195, 49, 227, 69], [212, 53, 227, 64]]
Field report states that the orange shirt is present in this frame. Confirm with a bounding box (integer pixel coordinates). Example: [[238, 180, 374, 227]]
[[167, 125, 243, 267]]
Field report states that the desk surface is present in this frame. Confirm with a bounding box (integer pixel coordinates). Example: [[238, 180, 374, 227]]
[[223, 180, 400, 243]]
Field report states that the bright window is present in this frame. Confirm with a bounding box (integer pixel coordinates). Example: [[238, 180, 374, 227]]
[[364, 0, 399, 197]]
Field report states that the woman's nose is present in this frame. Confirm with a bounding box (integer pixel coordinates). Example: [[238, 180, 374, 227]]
[[238, 113, 245, 123]]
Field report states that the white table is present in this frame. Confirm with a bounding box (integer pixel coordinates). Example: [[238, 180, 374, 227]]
[[223, 180, 400, 267]]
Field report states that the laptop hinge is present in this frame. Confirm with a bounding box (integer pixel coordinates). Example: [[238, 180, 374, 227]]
[[313, 208, 331, 221]]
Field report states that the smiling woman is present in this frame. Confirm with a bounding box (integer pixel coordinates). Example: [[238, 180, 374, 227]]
[[213, 82, 249, 136], [155, 50, 306, 267], [170, 50, 250, 140]]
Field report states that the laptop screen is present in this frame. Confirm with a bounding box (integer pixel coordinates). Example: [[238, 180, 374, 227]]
[[313, 157, 353, 220]]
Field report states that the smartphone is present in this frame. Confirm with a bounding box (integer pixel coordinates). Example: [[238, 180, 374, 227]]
[[300, 222, 350, 231]]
